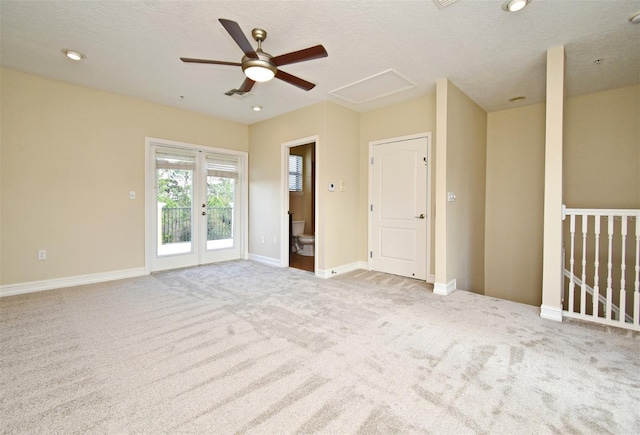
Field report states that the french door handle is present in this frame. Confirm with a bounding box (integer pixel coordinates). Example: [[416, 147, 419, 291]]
[[201, 211, 206, 216], [415, 213, 425, 219], [202, 203, 206, 208]]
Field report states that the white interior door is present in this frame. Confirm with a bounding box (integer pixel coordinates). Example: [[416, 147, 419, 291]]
[[147, 141, 245, 272], [370, 136, 428, 280]]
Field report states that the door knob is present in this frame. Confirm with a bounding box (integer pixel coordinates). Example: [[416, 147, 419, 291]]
[[202, 203, 206, 208], [201, 211, 206, 216], [415, 213, 425, 219]]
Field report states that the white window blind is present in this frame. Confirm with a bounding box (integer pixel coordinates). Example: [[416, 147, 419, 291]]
[[289, 155, 303, 191], [206, 154, 239, 179], [155, 152, 195, 170]]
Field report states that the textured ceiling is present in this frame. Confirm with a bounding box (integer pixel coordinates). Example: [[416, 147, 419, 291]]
[[1, 0, 639, 125]]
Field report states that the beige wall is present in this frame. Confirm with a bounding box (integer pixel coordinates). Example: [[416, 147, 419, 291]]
[[248, 102, 326, 264], [485, 103, 546, 306], [0, 68, 248, 285], [564, 85, 640, 208], [324, 103, 361, 269], [359, 95, 437, 273], [484, 85, 639, 306], [248, 101, 360, 272], [444, 81, 487, 293], [5, 65, 635, 299]]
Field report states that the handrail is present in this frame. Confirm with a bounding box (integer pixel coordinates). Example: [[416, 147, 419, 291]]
[[160, 206, 233, 243], [564, 206, 640, 219]]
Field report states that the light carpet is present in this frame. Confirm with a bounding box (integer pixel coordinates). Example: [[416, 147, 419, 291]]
[[1, 260, 639, 434]]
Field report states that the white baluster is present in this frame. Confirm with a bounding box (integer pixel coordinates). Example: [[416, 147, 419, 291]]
[[569, 214, 576, 313], [606, 215, 613, 320], [581, 214, 588, 316], [593, 217, 601, 318], [634, 215, 639, 326], [620, 217, 627, 323]]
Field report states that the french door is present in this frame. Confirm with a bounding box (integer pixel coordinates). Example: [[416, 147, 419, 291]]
[[146, 139, 246, 272]]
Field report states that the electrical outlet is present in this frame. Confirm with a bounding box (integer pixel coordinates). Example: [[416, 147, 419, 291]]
[[273, 236, 277, 244], [38, 250, 46, 260], [261, 236, 265, 244], [129, 191, 136, 200]]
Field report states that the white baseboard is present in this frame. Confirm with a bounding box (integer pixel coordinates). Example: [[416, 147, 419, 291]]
[[249, 254, 366, 278], [248, 253, 282, 268], [540, 304, 563, 322], [433, 279, 456, 296], [0, 267, 147, 298], [427, 274, 435, 284], [317, 261, 367, 279]]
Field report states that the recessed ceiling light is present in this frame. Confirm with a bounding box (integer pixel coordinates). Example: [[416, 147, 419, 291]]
[[629, 12, 640, 24], [61, 49, 85, 61], [509, 96, 526, 103], [252, 105, 263, 112], [502, 0, 531, 12]]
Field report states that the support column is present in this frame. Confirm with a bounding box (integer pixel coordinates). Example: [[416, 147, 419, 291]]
[[541, 46, 565, 321], [434, 79, 450, 295]]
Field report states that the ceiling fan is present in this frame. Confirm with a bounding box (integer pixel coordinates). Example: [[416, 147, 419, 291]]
[[180, 19, 328, 92]]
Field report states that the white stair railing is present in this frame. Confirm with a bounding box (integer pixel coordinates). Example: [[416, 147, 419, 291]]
[[562, 268, 632, 323], [563, 207, 640, 331]]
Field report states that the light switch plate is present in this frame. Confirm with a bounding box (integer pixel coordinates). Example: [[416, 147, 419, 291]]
[[447, 192, 456, 202]]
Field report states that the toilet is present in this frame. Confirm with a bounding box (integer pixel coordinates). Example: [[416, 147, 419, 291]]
[[291, 220, 315, 257]]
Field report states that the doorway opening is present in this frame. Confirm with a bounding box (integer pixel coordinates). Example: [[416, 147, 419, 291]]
[[288, 143, 315, 272], [281, 136, 318, 274]]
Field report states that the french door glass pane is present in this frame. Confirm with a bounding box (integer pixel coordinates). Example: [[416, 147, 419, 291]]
[[205, 154, 238, 251], [156, 158, 194, 256], [206, 175, 234, 250]]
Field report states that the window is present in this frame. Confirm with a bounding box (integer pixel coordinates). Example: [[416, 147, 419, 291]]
[[289, 155, 303, 192]]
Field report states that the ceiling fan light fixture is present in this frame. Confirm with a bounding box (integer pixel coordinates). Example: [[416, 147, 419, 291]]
[[182, 19, 326, 92], [502, 0, 530, 12], [242, 51, 277, 82], [244, 65, 276, 82]]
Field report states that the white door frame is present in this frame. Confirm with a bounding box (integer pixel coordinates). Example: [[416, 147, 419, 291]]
[[280, 135, 319, 274], [368, 132, 432, 282], [144, 137, 248, 274]]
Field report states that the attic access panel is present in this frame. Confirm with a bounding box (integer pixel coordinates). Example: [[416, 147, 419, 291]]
[[329, 69, 416, 105]]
